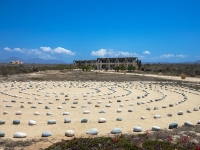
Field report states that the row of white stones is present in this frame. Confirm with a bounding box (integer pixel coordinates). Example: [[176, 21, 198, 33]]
[[1, 120, 200, 138]]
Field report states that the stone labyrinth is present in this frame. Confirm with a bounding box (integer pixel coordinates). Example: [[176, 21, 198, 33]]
[[0, 80, 200, 138]]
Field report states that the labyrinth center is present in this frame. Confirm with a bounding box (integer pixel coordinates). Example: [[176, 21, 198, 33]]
[[0, 81, 200, 139]]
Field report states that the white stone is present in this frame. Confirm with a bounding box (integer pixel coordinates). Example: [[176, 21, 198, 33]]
[[99, 110, 106, 113], [3, 111, 8, 115], [16, 111, 22, 115], [34, 111, 39, 115], [13, 132, 27, 138], [64, 118, 71, 123], [63, 112, 70, 115], [65, 130, 75, 137], [177, 111, 183, 115], [86, 128, 98, 135], [120, 104, 124, 107], [98, 118, 106, 123], [106, 104, 111, 107], [152, 126, 161, 131], [81, 104, 87, 108], [58, 106, 62, 109], [83, 110, 90, 114], [46, 112, 52, 116], [154, 115, 161, 119], [128, 108, 133, 112], [117, 109, 122, 113], [133, 126, 142, 132], [184, 121, 193, 126], [28, 120, 36, 125]]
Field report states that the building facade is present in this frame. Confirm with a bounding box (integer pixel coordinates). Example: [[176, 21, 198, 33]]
[[73, 57, 137, 70], [10, 60, 23, 65]]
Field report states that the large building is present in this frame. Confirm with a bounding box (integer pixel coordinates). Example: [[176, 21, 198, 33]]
[[10, 60, 23, 65], [73, 57, 137, 70]]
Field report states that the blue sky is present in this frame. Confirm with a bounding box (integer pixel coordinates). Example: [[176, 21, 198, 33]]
[[0, 0, 200, 63]]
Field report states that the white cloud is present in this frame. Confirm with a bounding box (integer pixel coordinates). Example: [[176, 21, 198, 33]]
[[91, 49, 107, 57], [53, 47, 75, 55], [176, 54, 188, 58], [121, 52, 137, 57], [29, 49, 42, 55], [4, 47, 11, 51], [91, 49, 138, 57], [28, 49, 56, 60], [118, 51, 138, 57], [40, 46, 52, 52], [40, 46, 75, 55], [3, 46, 76, 60], [39, 54, 55, 60], [143, 51, 151, 55], [14, 48, 23, 52], [160, 54, 174, 58], [160, 54, 189, 59]]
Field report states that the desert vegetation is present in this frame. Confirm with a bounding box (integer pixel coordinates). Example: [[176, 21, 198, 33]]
[[140, 63, 200, 77], [0, 64, 74, 77], [45, 125, 200, 150], [0, 63, 200, 78]]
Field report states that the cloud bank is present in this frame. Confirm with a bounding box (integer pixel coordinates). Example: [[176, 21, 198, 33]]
[[3, 46, 76, 60], [160, 54, 188, 59], [91, 49, 138, 58], [160, 54, 174, 58], [40, 46, 75, 55]]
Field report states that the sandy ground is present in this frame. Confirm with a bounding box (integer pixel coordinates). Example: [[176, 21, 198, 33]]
[[100, 70, 200, 83], [0, 80, 200, 149]]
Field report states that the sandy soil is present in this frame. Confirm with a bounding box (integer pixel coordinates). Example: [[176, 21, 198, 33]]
[[0, 79, 200, 149], [100, 70, 200, 83]]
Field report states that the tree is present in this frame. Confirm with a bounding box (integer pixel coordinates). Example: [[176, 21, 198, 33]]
[[127, 65, 136, 72], [81, 65, 91, 71], [136, 59, 142, 70], [86, 65, 91, 71], [120, 65, 126, 71], [114, 66, 120, 72], [82, 66, 86, 71], [68, 65, 75, 71], [91, 65, 96, 70]]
